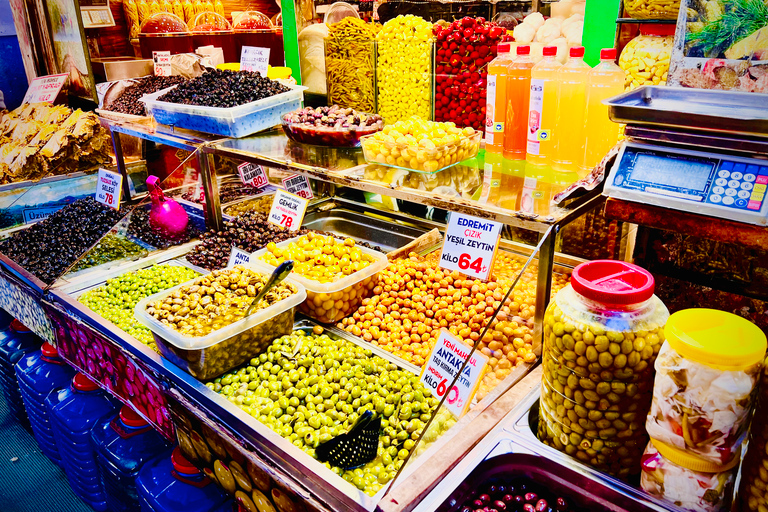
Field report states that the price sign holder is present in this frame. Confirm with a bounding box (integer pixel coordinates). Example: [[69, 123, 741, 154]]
[[439, 213, 503, 281], [227, 246, 252, 268], [153, 51, 172, 76], [22, 74, 68, 104], [282, 174, 314, 199], [268, 189, 308, 231], [240, 46, 270, 76], [419, 329, 488, 418], [237, 162, 269, 188], [95, 168, 123, 210]]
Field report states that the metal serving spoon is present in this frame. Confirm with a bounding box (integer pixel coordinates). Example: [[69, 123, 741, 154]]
[[245, 260, 294, 316]]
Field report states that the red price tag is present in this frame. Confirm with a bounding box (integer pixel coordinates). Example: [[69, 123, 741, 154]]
[[267, 190, 308, 232], [237, 162, 269, 188]]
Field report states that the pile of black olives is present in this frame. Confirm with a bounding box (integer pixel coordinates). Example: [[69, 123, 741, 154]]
[[459, 482, 574, 512], [127, 207, 201, 250], [158, 70, 289, 108], [105, 75, 186, 116]]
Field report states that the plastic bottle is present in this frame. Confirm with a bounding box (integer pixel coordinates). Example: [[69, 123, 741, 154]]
[[15, 342, 76, 466], [136, 447, 232, 512], [582, 48, 625, 176], [526, 46, 562, 167], [484, 43, 514, 154], [48, 373, 120, 512], [503, 45, 534, 161], [92, 405, 172, 512], [0, 319, 42, 426], [554, 46, 590, 173]]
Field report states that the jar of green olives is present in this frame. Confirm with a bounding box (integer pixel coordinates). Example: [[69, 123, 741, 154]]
[[538, 260, 669, 478]]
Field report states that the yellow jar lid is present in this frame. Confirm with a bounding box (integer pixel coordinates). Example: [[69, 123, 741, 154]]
[[217, 63, 240, 71], [651, 438, 740, 473], [666, 308, 766, 371], [267, 66, 292, 80]]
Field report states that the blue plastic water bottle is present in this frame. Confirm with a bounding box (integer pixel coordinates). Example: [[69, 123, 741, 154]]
[[92, 404, 171, 512], [15, 342, 76, 466], [0, 319, 43, 426], [136, 447, 233, 512], [48, 373, 120, 511]]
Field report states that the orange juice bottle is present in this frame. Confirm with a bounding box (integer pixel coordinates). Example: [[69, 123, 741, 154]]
[[526, 46, 561, 167], [554, 46, 590, 173], [484, 44, 514, 154], [503, 45, 534, 161], [581, 48, 625, 176]]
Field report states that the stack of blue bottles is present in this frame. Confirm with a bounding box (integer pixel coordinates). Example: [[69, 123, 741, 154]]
[[48, 373, 120, 511], [0, 319, 43, 426], [15, 342, 76, 466], [137, 447, 232, 512], [92, 404, 171, 512]]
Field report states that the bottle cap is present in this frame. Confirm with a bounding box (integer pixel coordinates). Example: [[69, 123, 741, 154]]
[[119, 405, 149, 428], [650, 438, 741, 473], [516, 45, 531, 55], [497, 43, 511, 53], [571, 260, 655, 305], [569, 46, 585, 57], [73, 373, 99, 392], [542, 46, 557, 56], [600, 48, 617, 60], [172, 447, 200, 475], [41, 342, 58, 359], [665, 308, 767, 371], [10, 319, 30, 333]]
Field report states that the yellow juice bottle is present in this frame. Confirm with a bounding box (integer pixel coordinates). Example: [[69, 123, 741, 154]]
[[582, 48, 625, 176], [554, 46, 590, 173], [484, 43, 514, 154], [526, 46, 561, 167]]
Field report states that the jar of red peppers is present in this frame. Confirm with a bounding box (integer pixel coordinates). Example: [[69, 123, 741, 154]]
[[434, 17, 507, 131]]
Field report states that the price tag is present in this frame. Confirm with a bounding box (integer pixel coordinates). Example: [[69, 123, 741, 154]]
[[95, 168, 123, 210], [419, 329, 488, 418], [240, 46, 270, 76], [153, 51, 172, 76], [237, 162, 269, 188], [227, 246, 252, 268], [438, 213, 502, 281], [22, 73, 68, 104], [282, 174, 314, 199], [268, 189, 308, 231]]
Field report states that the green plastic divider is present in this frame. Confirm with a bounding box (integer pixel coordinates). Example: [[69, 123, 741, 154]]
[[583, 0, 622, 66], [281, 0, 302, 85]]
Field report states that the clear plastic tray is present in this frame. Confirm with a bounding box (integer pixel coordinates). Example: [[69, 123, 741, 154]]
[[134, 272, 307, 379], [140, 84, 307, 138], [360, 130, 481, 173], [251, 236, 388, 323]]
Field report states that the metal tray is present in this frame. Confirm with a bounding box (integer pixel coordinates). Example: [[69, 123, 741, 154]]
[[606, 86, 768, 137]]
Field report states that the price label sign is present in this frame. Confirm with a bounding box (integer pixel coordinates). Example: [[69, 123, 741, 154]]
[[240, 46, 270, 76], [95, 168, 123, 210], [237, 162, 269, 188], [419, 329, 488, 418], [153, 51, 172, 76], [282, 174, 314, 199], [22, 73, 68, 104], [227, 246, 252, 268], [438, 213, 502, 281], [268, 189, 308, 231]]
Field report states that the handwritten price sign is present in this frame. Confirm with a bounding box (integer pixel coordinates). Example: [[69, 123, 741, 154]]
[[22, 74, 68, 104], [227, 246, 252, 268], [240, 46, 270, 76], [282, 174, 314, 199], [419, 329, 488, 418], [268, 190, 308, 231], [438, 213, 502, 281], [153, 51, 172, 76], [95, 168, 123, 210], [237, 162, 269, 188]]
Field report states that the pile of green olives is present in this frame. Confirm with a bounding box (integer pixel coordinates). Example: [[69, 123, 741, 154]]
[[70, 234, 147, 272], [206, 328, 439, 496]]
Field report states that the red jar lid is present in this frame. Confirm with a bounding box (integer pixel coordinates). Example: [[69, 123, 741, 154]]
[[571, 260, 655, 305], [41, 343, 58, 358], [172, 447, 199, 474], [640, 24, 676, 37], [120, 405, 148, 428], [72, 373, 99, 392], [10, 319, 30, 333], [569, 46, 585, 57], [517, 45, 531, 55], [601, 48, 617, 60], [542, 46, 557, 56]]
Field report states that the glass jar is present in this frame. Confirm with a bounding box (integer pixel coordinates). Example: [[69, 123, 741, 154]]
[[646, 309, 766, 465], [538, 260, 669, 478], [619, 24, 674, 90], [138, 12, 193, 59], [624, 0, 681, 20], [190, 12, 236, 62], [641, 439, 739, 512], [738, 353, 768, 512]]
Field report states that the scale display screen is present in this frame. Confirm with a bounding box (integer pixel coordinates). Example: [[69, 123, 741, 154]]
[[630, 154, 713, 191]]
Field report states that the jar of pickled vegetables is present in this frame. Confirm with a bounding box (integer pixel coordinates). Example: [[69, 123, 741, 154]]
[[619, 24, 674, 90], [646, 309, 766, 465], [738, 353, 768, 512], [624, 0, 681, 20], [538, 260, 669, 478], [641, 438, 739, 512]]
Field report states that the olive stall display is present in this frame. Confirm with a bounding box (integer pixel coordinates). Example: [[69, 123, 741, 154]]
[[538, 260, 669, 478], [205, 328, 439, 496], [103, 75, 187, 117], [0, 197, 127, 284], [281, 106, 384, 146], [222, 195, 275, 217], [70, 234, 148, 273], [157, 69, 289, 108]]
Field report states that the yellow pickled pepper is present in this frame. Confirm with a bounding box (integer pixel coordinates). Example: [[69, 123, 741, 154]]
[[123, 0, 140, 37], [160, 0, 171, 12], [137, 0, 150, 23], [171, 0, 184, 20], [214, 0, 224, 16], [148, 0, 161, 16], [182, 0, 194, 23], [193, 0, 205, 16], [204, 0, 214, 13]]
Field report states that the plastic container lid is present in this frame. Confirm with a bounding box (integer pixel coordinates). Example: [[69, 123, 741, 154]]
[[651, 438, 741, 473], [665, 308, 767, 371], [10, 319, 30, 333], [601, 48, 617, 60], [268, 66, 292, 80], [233, 11, 273, 30], [497, 43, 511, 53], [190, 12, 231, 32], [569, 46, 585, 57], [172, 447, 199, 475], [41, 342, 58, 358], [324, 2, 360, 25], [140, 13, 189, 34], [517, 45, 531, 55], [640, 24, 676, 37], [73, 373, 99, 392], [571, 260, 655, 306], [119, 405, 149, 428], [542, 46, 557, 56]]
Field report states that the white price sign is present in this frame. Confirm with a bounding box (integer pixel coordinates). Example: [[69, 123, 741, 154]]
[[419, 329, 488, 418], [282, 174, 314, 199], [237, 162, 269, 188], [153, 51, 172, 76], [227, 246, 252, 268], [22, 73, 68, 104], [268, 190, 308, 231], [240, 46, 270, 75], [95, 168, 123, 210], [438, 213, 502, 281]]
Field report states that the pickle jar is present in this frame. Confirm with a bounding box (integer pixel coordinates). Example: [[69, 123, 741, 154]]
[[624, 0, 681, 20], [646, 309, 766, 465], [738, 353, 768, 512], [538, 260, 669, 478], [619, 24, 674, 90], [641, 438, 739, 512]]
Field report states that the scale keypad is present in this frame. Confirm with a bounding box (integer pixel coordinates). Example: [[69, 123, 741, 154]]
[[707, 162, 768, 211]]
